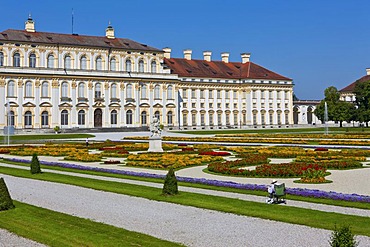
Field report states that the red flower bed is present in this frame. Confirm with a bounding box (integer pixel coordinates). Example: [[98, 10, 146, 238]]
[[182, 147, 194, 152], [314, 148, 328, 151], [199, 151, 231, 156], [103, 160, 121, 164]]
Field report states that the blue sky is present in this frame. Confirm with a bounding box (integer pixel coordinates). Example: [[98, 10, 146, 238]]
[[1, 0, 370, 99]]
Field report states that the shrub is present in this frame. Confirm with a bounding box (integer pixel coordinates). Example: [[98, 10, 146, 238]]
[[162, 167, 178, 195], [0, 178, 15, 211], [30, 153, 42, 174], [329, 225, 358, 247], [103, 160, 121, 164]]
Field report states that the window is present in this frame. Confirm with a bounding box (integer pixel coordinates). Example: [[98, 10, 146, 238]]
[[95, 83, 101, 98], [217, 90, 221, 99], [111, 83, 117, 98], [208, 90, 213, 99], [192, 113, 196, 126], [151, 61, 156, 73], [234, 113, 238, 126], [209, 103, 213, 108], [78, 110, 85, 125], [285, 91, 289, 99], [217, 103, 221, 108], [96, 56, 102, 70], [141, 111, 147, 125], [285, 113, 289, 125], [192, 103, 196, 108], [167, 85, 173, 99], [61, 82, 68, 98], [8, 111, 15, 126], [154, 85, 160, 99], [183, 113, 188, 126], [233, 90, 237, 98], [253, 112, 257, 125], [226, 113, 230, 125], [47, 54, 54, 68], [191, 89, 196, 99], [201, 113, 205, 126], [13, 52, 20, 67], [41, 82, 49, 97], [25, 81, 32, 97], [64, 55, 71, 69], [277, 91, 281, 99], [126, 110, 133, 124], [7, 80, 15, 97], [182, 89, 187, 98], [41, 111, 49, 127], [200, 90, 204, 99], [138, 60, 144, 72], [261, 113, 265, 125], [80, 56, 87, 70], [277, 113, 281, 125], [125, 59, 132, 72], [24, 111, 32, 127], [126, 84, 133, 98], [29, 53, 36, 68], [269, 91, 273, 99], [252, 90, 257, 99], [154, 111, 160, 121], [140, 84, 147, 99], [110, 58, 116, 71], [226, 103, 229, 109], [243, 113, 246, 124], [225, 90, 229, 99], [78, 83, 85, 98], [269, 113, 273, 125], [200, 103, 204, 108], [167, 111, 173, 125], [217, 113, 222, 125], [61, 110, 68, 125], [209, 113, 214, 125], [111, 110, 117, 125], [0, 52, 4, 66]]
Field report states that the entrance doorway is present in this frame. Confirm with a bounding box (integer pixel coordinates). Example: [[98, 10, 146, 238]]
[[94, 108, 102, 127]]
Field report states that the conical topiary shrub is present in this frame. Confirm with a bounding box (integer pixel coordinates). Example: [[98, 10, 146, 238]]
[[329, 225, 358, 247], [30, 153, 41, 174], [0, 178, 15, 211], [162, 167, 178, 195]]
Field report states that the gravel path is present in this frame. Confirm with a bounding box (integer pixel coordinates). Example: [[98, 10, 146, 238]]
[[0, 228, 47, 247], [2, 174, 370, 247]]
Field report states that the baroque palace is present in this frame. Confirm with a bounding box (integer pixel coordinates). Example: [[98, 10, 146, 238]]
[[0, 17, 295, 132]]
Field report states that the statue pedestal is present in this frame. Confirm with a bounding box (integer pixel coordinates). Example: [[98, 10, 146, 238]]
[[148, 136, 163, 152]]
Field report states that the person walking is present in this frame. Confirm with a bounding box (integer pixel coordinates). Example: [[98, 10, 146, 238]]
[[86, 138, 89, 147]]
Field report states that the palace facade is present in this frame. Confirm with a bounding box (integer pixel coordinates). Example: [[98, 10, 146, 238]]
[[0, 17, 294, 132]]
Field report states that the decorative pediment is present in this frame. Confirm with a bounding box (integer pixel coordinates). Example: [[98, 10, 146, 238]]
[[166, 103, 176, 108], [124, 103, 136, 107], [93, 102, 106, 108], [22, 102, 36, 107], [153, 103, 163, 108], [39, 102, 52, 107], [181, 109, 189, 113], [58, 102, 72, 108], [5, 101, 19, 107], [108, 102, 121, 108], [76, 102, 89, 108], [139, 103, 150, 107]]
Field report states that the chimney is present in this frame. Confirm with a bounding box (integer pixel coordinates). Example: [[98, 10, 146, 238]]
[[183, 49, 192, 60], [221, 52, 229, 63], [241, 53, 251, 63], [25, 14, 35, 33], [105, 22, 115, 39], [366, 68, 370, 75], [163, 47, 171, 59], [203, 51, 212, 62]]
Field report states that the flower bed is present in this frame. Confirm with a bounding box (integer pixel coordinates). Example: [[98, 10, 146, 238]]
[[103, 160, 121, 164], [199, 151, 231, 156]]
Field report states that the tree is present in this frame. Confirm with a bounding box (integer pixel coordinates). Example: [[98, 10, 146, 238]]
[[329, 225, 358, 247], [353, 80, 370, 127], [30, 153, 42, 174], [0, 178, 15, 211], [162, 167, 178, 195]]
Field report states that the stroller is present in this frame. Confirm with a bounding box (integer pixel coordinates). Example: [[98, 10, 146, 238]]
[[266, 183, 287, 204]]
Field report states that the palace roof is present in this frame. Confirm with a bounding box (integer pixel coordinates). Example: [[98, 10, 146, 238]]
[[0, 29, 160, 52], [340, 74, 370, 93], [164, 58, 292, 81]]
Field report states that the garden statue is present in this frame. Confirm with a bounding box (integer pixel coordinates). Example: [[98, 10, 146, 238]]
[[150, 116, 162, 138]]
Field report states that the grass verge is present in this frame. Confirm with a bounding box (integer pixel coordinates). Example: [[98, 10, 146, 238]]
[[0, 201, 181, 247], [0, 134, 94, 143], [1, 166, 370, 237]]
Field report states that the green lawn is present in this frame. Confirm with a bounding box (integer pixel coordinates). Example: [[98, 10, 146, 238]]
[[0, 201, 181, 247], [1, 165, 370, 237], [0, 134, 94, 144]]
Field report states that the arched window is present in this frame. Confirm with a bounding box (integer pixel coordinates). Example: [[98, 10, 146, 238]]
[[96, 56, 102, 70], [95, 83, 101, 98], [111, 110, 117, 125], [78, 110, 85, 125], [151, 61, 157, 73], [61, 110, 68, 125], [64, 55, 71, 69], [41, 82, 49, 97], [41, 111, 49, 127], [7, 80, 15, 97], [78, 83, 85, 98], [47, 54, 54, 68], [155, 111, 160, 121], [80, 56, 87, 70], [126, 84, 133, 98], [61, 82, 68, 98], [125, 59, 132, 72], [8, 111, 15, 126], [167, 85, 173, 99], [140, 84, 147, 99], [110, 58, 116, 71], [29, 53, 36, 68], [154, 84, 160, 99], [141, 111, 147, 125], [0, 52, 4, 66], [25, 81, 32, 97], [111, 83, 117, 99], [24, 111, 32, 127], [126, 110, 132, 124], [167, 111, 173, 125], [138, 60, 144, 73], [13, 52, 20, 67]]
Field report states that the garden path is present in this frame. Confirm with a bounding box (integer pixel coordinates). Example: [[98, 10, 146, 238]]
[[2, 174, 370, 247]]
